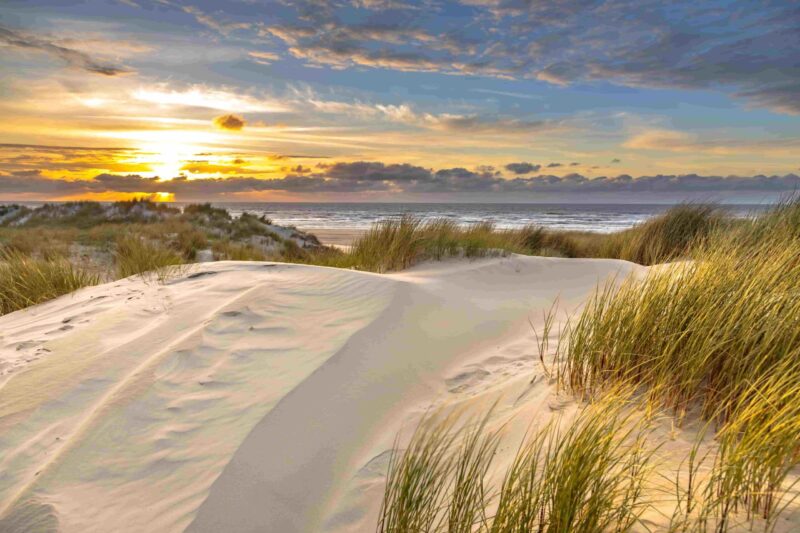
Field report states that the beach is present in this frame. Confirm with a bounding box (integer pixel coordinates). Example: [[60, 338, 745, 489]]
[[2, 0, 797, 528], [1, 201, 799, 532], [303, 228, 365, 248]]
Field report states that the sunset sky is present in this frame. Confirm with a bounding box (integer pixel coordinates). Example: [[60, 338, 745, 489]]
[[1, 0, 799, 202]]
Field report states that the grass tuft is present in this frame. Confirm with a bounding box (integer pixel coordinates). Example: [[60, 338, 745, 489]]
[[598, 204, 723, 265], [0, 249, 99, 315], [114, 234, 185, 282], [379, 393, 654, 533]]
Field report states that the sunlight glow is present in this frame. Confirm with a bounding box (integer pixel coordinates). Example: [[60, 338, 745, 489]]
[[97, 130, 224, 179], [152, 191, 175, 202]]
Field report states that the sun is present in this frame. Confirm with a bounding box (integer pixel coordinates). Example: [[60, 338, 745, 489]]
[[141, 140, 195, 179], [149, 148, 189, 179], [116, 130, 220, 180]]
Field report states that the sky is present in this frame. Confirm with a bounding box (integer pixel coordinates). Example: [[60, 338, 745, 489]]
[[0, 0, 799, 203]]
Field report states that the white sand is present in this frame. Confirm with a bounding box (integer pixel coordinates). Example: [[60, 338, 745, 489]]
[[7, 255, 784, 532]]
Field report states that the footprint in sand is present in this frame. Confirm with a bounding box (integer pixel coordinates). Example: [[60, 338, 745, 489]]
[[15, 340, 42, 351], [445, 367, 491, 394]]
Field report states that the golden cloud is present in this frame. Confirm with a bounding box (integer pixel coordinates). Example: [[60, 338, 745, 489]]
[[213, 114, 246, 131]]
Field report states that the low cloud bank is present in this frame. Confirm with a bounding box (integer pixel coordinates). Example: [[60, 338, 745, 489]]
[[2, 162, 799, 199]]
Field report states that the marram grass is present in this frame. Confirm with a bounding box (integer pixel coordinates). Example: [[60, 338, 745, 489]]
[[342, 216, 542, 273], [378, 393, 656, 533], [544, 199, 800, 531], [555, 229, 800, 424], [301, 204, 724, 272], [0, 249, 99, 315], [378, 200, 800, 532], [114, 234, 186, 282]]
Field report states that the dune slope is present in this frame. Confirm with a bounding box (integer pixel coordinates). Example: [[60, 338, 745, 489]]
[[0, 256, 643, 532]]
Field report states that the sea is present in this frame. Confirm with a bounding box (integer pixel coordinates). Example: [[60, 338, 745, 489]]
[[210, 202, 771, 234], [2, 201, 774, 233]]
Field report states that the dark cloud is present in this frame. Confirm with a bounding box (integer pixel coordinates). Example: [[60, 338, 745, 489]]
[[3, 166, 800, 198], [246, 1, 800, 114], [321, 161, 432, 182], [546, 162, 562, 168], [0, 143, 147, 175], [286, 165, 311, 174], [423, 114, 556, 134], [570, 162, 580, 166], [0, 25, 130, 76], [611, 158, 621, 164], [504, 162, 541, 174], [214, 114, 246, 131]]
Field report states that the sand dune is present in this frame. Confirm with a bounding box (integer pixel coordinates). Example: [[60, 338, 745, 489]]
[[0, 256, 644, 532]]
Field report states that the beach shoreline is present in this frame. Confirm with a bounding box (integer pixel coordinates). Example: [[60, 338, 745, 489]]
[[303, 227, 366, 247]]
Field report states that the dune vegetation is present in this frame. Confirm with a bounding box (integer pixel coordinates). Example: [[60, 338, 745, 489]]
[[376, 198, 800, 532], [0, 249, 100, 315], [0, 200, 324, 314], [0, 198, 777, 314], [378, 393, 655, 533], [114, 234, 186, 282], [297, 203, 725, 272]]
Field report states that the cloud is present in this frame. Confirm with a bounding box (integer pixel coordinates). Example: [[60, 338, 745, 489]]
[[421, 114, 555, 134], [263, 16, 513, 76], [179, 5, 252, 35], [284, 165, 311, 174], [505, 162, 541, 174], [0, 143, 148, 176], [297, 90, 561, 135], [317, 161, 433, 182], [624, 129, 800, 155], [471, 88, 541, 100], [247, 1, 800, 114], [180, 159, 271, 174], [214, 114, 246, 131], [133, 86, 287, 112], [248, 51, 281, 65], [0, 24, 130, 76], [611, 158, 621, 164], [4, 165, 800, 199]]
